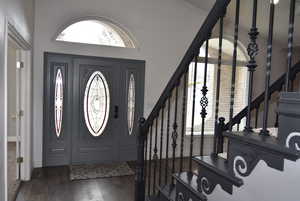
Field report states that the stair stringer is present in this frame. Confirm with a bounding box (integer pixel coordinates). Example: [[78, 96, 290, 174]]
[[205, 158, 300, 201]]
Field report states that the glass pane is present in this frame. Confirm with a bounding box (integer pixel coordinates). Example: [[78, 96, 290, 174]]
[[185, 61, 215, 135], [54, 69, 63, 137], [84, 71, 110, 136], [127, 74, 135, 135], [56, 20, 126, 47]]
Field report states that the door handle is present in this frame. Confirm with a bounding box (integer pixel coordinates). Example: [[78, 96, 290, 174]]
[[114, 106, 119, 119]]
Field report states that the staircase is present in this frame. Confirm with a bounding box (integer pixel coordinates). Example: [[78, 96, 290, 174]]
[[135, 0, 300, 201]]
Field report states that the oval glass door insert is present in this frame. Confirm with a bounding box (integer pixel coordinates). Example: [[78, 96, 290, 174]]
[[54, 69, 63, 138], [128, 74, 135, 135], [84, 71, 110, 136]]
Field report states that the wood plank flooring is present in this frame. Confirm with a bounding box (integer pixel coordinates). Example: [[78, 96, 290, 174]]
[[16, 166, 135, 201], [8, 142, 21, 201]]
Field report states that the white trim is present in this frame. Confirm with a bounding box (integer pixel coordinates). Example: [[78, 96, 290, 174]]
[[7, 136, 17, 142], [4, 18, 9, 201], [4, 18, 33, 201]]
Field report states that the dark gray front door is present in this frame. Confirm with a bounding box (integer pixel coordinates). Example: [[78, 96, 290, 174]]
[[43, 53, 145, 167]]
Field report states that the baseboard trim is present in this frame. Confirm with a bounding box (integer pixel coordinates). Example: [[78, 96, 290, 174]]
[[7, 136, 17, 142]]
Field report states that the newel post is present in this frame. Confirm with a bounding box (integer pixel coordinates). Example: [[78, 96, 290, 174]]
[[217, 117, 226, 155], [135, 117, 146, 201]]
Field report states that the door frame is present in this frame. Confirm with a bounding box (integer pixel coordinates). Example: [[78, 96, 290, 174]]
[[4, 17, 33, 201]]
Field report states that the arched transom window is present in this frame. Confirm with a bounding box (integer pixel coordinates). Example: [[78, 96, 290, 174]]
[[56, 19, 136, 48]]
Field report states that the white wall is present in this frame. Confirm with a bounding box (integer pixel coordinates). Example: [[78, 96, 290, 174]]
[[0, 0, 34, 200], [207, 159, 300, 201], [7, 41, 17, 138], [33, 0, 210, 167]]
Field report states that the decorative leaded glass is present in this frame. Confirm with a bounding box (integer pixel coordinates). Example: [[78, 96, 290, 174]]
[[54, 69, 63, 137], [127, 74, 135, 135], [84, 71, 110, 136]]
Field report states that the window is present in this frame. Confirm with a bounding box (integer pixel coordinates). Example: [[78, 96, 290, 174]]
[[185, 38, 248, 135], [185, 48, 214, 135], [54, 69, 63, 137], [56, 19, 135, 48], [128, 74, 135, 135], [84, 71, 110, 137]]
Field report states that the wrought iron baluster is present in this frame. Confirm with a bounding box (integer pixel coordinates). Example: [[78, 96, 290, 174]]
[[275, 85, 283, 128], [245, 0, 259, 132], [213, 16, 224, 156], [144, 126, 148, 192], [255, 105, 259, 128], [180, 72, 188, 172], [171, 84, 179, 187], [189, 51, 199, 174], [291, 76, 295, 91], [159, 105, 165, 187], [261, 0, 276, 136], [285, 0, 296, 92], [135, 118, 146, 201], [147, 125, 153, 196], [200, 38, 210, 156], [152, 118, 159, 194], [229, 0, 240, 131], [165, 98, 171, 185]]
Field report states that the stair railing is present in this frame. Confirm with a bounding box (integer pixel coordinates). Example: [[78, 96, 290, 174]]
[[135, 0, 231, 200], [135, 0, 299, 200], [214, 61, 300, 155]]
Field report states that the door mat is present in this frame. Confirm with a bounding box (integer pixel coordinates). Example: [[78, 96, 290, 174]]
[[70, 162, 135, 181]]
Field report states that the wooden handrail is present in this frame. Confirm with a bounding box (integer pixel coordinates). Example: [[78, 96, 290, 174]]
[[224, 61, 300, 130], [143, 0, 231, 131]]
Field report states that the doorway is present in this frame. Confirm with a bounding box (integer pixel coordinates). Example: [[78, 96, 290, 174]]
[[5, 22, 32, 201], [6, 38, 22, 201], [43, 53, 145, 166]]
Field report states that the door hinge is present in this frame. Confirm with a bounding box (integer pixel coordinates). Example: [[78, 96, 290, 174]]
[[16, 61, 24, 69], [18, 110, 24, 117], [17, 157, 24, 163]]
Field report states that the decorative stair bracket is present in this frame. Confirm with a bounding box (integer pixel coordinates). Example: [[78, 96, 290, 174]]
[[174, 172, 207, 201], [225, 131, 300, 178], [278, 92, 300, 152], [156, 185, 176, 201], [194, 156, 243, 195]]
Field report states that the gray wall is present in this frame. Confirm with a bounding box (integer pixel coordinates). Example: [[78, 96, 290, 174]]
[[33, 0, 210, 167], [0, 0, 34, 200]]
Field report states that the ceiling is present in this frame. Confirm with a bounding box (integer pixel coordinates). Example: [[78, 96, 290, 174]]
[[185, 0, 300, 46]]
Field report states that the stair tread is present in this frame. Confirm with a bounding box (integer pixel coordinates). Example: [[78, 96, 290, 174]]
[[193, 155, 243, 187], [147, 195, 160, 201], [173, 172, 207, 201], [224, 131, 300, 161], [157, 185, 176, 201]]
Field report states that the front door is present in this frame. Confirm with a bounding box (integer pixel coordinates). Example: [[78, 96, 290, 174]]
[[43, 53, 145, 166]]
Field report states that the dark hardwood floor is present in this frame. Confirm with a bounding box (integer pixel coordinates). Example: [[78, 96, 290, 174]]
[[16, 166, 135, 201]]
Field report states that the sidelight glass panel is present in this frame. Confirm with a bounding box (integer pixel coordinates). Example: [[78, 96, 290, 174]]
[[127, 74, 135, 135], [54, 69, 63, 137], [84, 71, 110, 136]]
